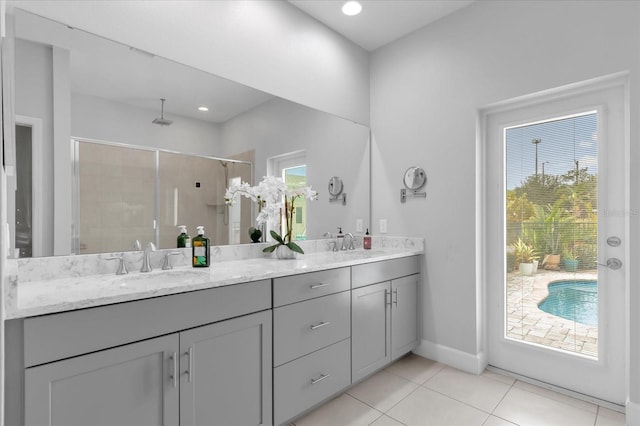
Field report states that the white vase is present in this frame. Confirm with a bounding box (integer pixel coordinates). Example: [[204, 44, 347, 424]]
[[275, 245, 298, 259]]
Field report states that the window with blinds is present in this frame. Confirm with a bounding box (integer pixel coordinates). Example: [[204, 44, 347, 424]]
[[504, 111, 599, 358]]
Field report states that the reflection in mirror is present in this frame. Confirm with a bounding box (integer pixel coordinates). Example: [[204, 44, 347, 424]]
[[9, 8, 371, 257], [74, 140, 253, 254]]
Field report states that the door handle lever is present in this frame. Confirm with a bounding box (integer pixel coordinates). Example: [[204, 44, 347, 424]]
[[598, 258, 622, 270]]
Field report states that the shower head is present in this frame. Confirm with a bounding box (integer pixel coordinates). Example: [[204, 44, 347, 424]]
[[152, 98, 173, 126]]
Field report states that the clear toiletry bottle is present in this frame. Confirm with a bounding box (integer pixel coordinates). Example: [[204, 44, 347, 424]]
[[177, 225, 191, 248], [192, 226, 210, 267], [363, 228, 371, 250]]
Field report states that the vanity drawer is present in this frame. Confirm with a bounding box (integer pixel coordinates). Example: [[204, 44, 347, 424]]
[[23, 280, 271, 367], [274, 338, 351, 426], [273, 267, 350, 307], [352, 256, 421, 289], [274, 291, 350, 366]]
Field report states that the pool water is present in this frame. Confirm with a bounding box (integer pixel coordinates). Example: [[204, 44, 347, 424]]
[[537, 280, 598, 326]]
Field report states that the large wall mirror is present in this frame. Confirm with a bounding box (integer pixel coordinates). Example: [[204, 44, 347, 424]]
[[7, 9, 371, 257]]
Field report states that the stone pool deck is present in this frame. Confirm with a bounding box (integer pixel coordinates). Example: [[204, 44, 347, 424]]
[[506, 268, 598, 357]]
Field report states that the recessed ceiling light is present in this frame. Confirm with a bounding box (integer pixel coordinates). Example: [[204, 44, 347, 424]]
[[198, 106, 209, 112], [342, 1, 362, 16]]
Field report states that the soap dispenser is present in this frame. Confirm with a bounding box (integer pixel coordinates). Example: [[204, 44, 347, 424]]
[[192, 226, 210, 267], [363, 228, 372, 250], [177, 225, 191, 248]]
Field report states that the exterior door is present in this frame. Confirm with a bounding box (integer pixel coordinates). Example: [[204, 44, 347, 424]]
[[485, 76, 627, 404]]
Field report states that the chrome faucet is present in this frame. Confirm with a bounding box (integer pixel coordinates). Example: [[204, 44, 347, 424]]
[[107, 255, 128, 275], [323, 231, 338, 252], [344, 233, 356, 250], [162, 252, 181, 270], [140, 242, 156, 273]]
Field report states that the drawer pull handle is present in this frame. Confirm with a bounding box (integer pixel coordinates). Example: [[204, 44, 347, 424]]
[[310, 321, 331, 330], [310, 283, 329, 289], [310, 373, 330, 385], [185, 347, 193, 383], [393, 288, 398, 306], [169, 352, 177, 388]]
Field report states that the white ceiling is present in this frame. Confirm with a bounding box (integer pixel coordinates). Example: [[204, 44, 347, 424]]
[[288, 0, 475, 51]]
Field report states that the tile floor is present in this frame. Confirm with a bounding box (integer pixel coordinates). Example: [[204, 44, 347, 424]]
[[291, 354, 625, 426]]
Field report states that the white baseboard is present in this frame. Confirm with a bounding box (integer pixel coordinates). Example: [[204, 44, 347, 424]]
[[413, 339, 487, 375], [627, 399, 639, 424]]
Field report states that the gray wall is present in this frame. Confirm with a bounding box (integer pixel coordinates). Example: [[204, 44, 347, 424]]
[[221, 98, 370, 239], [11, 1, 370, 126], [71, 94, 222, 156], [370, 0, 640, 405]]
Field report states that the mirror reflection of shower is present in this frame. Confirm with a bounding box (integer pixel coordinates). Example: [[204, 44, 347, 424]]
[[220, 160, 230, 226]]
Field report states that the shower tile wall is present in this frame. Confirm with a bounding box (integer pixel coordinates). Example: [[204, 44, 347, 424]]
[[78, 143, 155, 254], [78, 143, 253, 253]]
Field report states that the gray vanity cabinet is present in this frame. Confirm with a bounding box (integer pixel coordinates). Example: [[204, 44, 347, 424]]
[[25, 334, 180, 426], [351, 256, 420, 383], [272, 268, 351, 426], [16, 280, 273, 426], [180, 310, 272, 426]]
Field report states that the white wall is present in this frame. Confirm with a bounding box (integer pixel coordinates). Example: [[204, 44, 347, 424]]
[[8, 0, 370, 126], [14, 38, 54, 255], [370, 0, 640, 408], [71, 93, 222, 156], [221, 98, 370, 239]]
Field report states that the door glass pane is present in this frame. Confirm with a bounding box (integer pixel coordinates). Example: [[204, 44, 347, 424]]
[[282, 165, 307, 241], [504, 111, 598, 358]]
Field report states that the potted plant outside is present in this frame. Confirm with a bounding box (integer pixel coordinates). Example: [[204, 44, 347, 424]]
[[512, 238, 536, 275], [562, 246, 579, 272]]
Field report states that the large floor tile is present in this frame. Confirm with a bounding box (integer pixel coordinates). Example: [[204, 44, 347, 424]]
[[493, 386, 597, 426], [512, 380, 598, 414], [482, 416, 518, 426], [347, 370, 419, 412], [482, 369, 517, 386], [386, 386, 489, 426], [370, 415, 406, 426], [595, 407, 626, 426], [384, 353, 445, 384], [293, 394, 382, 426], [424, 366, 512, 412]]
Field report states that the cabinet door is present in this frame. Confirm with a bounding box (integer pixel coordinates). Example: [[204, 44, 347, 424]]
[[391, 274, 420, 360], [180, 310, 272, 426], [351, 281, 391, 382], [25, 334, 179, 426]]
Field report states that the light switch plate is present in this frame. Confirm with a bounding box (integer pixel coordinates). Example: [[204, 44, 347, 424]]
[[356, 219, 363, 233], [379, 219, 388, 234]]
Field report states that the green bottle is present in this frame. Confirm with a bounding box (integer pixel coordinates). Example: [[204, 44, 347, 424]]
[[177, 225, 191, 248], [192, 226, 210, 267]]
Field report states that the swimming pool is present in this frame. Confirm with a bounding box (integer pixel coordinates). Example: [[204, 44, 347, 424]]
[[537, 280, 598, 326]]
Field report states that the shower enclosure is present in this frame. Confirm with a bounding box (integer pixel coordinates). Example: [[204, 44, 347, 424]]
[[73, 139, 253, 254]]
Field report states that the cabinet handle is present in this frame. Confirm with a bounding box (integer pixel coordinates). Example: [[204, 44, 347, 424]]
[[310, 283, 329, 289], [185, 347, 193, 383], [310, 373, 330, 385], [169, 352, 177, 388], [386, 290, 391, 306], [310, 321, 331, 330], [393, 288, 398, 307]]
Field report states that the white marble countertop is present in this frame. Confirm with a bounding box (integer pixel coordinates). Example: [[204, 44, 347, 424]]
[[6, 242, 423, 319]]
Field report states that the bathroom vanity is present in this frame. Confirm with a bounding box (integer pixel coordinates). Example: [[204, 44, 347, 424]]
[[4, 240, 423, 426]]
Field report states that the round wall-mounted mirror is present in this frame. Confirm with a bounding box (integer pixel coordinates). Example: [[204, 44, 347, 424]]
[[403, 167, 426, 190], [328, 176, 344, 196]]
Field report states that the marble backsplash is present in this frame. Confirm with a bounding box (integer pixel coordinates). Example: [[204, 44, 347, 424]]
[[7, 236, 424, 285]]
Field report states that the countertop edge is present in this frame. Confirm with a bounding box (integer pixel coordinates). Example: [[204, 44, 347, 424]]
[[6, 249, 424, 319]]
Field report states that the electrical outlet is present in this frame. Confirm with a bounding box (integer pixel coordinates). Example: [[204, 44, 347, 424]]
[[356, 219, 363, 233], [379, 219, 388, 234]]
